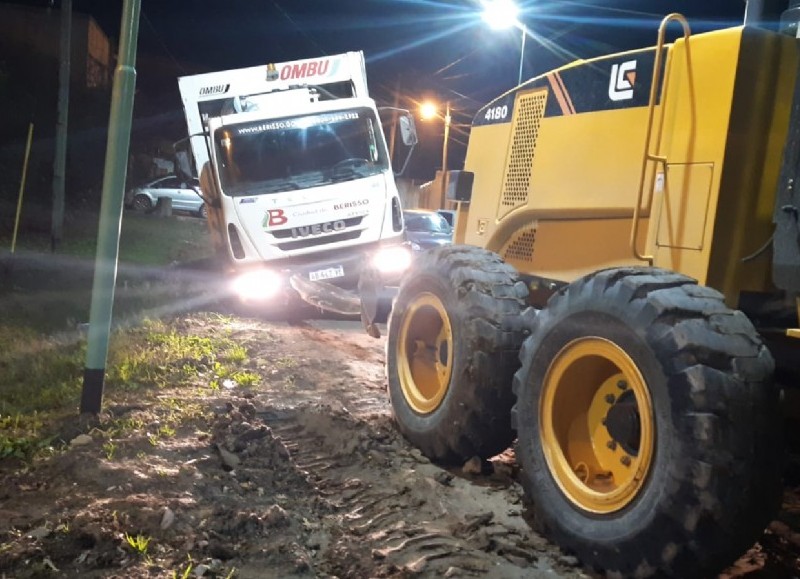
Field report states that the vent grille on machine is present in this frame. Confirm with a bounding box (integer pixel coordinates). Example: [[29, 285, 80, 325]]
[[501, 227, 536, 263], [501, 90, 547, 208]]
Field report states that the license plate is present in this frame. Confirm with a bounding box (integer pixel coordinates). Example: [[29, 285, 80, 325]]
[[309, 265, 344, 282]]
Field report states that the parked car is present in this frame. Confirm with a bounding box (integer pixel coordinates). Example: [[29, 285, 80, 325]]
[[436, 209, 456, 229], [126, 175, 207, 218], [403, 209, 453, 251]]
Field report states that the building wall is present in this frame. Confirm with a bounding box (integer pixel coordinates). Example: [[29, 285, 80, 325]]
[[83, 17, 112, 89], [0, 2, 112, 92], [0, 2, 114, 204]]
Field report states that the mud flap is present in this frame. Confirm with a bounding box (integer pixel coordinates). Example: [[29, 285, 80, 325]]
[[288, 274, 361, 316]]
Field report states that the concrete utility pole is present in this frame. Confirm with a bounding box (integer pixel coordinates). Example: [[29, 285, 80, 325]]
[[440, 101, 451, 209], [388, 76, 400, 164], [80, 0, 141, 415], [51, 0, 71, 252]]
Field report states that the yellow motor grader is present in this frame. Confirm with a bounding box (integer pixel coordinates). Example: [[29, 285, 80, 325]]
[[368, 3, 800, 577]]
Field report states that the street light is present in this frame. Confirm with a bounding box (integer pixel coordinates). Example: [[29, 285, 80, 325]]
[[421, 100, 451, 209], [481, 0, 529, 86]]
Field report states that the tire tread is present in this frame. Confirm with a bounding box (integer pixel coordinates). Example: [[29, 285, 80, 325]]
[[512, 267, 781, 577], [387, 246, 529, 462]]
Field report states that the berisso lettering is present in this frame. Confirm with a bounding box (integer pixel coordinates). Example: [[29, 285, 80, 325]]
[[333, 199, 369, 211]]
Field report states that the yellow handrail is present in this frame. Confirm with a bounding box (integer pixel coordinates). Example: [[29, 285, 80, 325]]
[[630, 13, 692, 264], [11, 122, 34, 255]]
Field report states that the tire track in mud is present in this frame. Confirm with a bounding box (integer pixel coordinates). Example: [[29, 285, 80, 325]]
[[228, 317, 589, 578], [207, 315, 800, 579], [257, 403, 585, 578]]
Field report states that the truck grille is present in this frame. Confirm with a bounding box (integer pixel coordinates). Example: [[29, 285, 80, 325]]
[[277, 230, 362, 252]]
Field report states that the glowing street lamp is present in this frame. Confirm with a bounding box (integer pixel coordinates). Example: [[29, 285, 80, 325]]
[[420, 101, 438, 121], [420, 100, 452, 208], [481, 0, 529, 86]]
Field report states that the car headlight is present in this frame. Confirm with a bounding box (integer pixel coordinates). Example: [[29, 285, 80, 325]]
[[372, 245, 412, 275], [231, 269, 283, 301]]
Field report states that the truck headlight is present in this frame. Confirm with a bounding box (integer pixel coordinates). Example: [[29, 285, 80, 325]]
[[231, 269, 283, 301], [372, 245, 412, 275]]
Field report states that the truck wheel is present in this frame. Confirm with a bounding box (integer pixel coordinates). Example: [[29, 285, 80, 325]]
[[386, 246, 529, 463], [512, 267, 781, 577]]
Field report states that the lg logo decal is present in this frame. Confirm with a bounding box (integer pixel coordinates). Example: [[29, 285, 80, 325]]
[[609, 60, 637, 102]]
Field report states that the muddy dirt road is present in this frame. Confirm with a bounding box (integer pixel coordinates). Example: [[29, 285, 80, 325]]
[[1, 309, 799, 578], [0, 312, 587, 578]]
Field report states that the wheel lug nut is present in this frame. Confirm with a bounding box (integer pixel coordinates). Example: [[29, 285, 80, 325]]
[[620, 455, 632, 467], [605, 394, 616, 404], [617, 380, 628, 390], [606, 440, 617, 451]]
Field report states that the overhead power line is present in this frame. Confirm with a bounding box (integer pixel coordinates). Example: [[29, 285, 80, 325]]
[[272, 1, 328, 56], [141, 9, 187, 75]]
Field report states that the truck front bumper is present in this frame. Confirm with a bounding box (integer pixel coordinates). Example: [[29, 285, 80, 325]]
[[229, 241, 410, 318]]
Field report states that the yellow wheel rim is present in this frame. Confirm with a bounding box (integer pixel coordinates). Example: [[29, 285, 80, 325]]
[[397, 292, 454, 414], [539, 337, 655, 514]]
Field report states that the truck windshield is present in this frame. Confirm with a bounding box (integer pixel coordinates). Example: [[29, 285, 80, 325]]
[[214, 107, 389, 196]]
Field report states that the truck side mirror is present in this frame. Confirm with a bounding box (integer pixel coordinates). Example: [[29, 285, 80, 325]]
[[377, 107, 418, 177], [398, 114, 418, 146]]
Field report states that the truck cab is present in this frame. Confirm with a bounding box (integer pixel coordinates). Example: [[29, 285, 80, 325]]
[[178, 52, 416, 312]]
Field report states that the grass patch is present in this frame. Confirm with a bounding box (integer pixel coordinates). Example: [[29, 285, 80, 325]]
[[0, 328, 86, 415], [0, 203, 227, 460], [1, 204, 211, 266], [0, 206, 214, 334], [124, 533, 152, 556], [107, 319, 258, 392], [0, 413, 54, 460], [117, 212, 211, 265], [0, 314, 253, 461]]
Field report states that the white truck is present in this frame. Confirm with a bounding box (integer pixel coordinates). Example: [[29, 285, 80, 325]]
[[177, 52, 417, 317]]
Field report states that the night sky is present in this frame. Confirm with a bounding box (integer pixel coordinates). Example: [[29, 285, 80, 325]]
[[63, 0, 755, 97], [7, 0, 771, 177]]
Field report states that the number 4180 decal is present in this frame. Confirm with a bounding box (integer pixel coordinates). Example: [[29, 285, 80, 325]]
[[484, 105, 509, 121]]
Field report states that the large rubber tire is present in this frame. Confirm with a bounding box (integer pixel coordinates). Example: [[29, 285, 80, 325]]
[[386, 246, 529, 463], [512, 267, 782, 577]]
